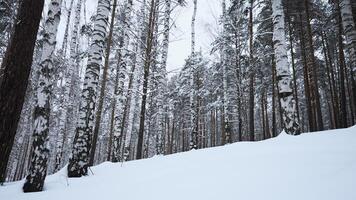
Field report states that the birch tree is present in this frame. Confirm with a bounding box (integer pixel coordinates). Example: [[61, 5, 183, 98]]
[[68, 0, 111, 177], [111, 0, 133, 162], [23, 0, 62, 192], [271, 0, 300, 135], [189, 0, 198, 150]]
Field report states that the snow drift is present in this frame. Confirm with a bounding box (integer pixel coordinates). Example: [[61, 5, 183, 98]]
[[1, 126, 356, 200]]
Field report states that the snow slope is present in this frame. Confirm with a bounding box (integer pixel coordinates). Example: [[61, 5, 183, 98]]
[[1, 127, 356, 200]]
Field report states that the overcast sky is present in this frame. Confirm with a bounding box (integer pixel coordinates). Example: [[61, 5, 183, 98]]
[[166, 0, 222, 73]]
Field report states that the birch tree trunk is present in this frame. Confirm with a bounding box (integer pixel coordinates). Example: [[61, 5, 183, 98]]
[[61, 0, 74, 54], [189, 0, 198, 150], [271, 0, 300, 135], [221, 0, 231, 144], [112, 0, 133, 163], [23, 0, 62, 192], [53, 0, 78, 172], [68, 0, 111, 177], [59, 0, 82, 168], [154, 0, 171, 155], [90, 0, 118, 166]]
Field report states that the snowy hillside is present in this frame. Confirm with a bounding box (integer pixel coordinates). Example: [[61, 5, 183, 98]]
[[1, 126, 356, 200]]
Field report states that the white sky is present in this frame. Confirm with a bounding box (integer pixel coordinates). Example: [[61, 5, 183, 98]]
[[167, 0, 222, 73]]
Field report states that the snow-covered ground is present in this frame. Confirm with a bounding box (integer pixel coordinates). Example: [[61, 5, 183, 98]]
[[1, 126, 356, 200]]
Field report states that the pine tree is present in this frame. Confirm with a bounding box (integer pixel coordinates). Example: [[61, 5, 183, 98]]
[[136, 0, 158, 159], [339, 0, 356, 113], [0, 0, 44, 184]]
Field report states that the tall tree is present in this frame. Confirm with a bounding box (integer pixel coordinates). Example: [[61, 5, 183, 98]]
[[222, 0, 232, 144], [248, 0, 255, 141], [304, 0, 324, 131], [0, 0, 44, 184], [111, 0, 133, 162], [271, 0, 300, 135], [136, 0, 158, 159], [335, 0, 349, 128], [68, 0, 111, 177], [189, 0, 198, 150], [339, 0, 356, 113], [90, 0, 118, 166], [23, 0, 63, 192]]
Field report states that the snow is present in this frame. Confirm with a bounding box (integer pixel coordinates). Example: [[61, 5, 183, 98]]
[[1, 126, 356, 200]]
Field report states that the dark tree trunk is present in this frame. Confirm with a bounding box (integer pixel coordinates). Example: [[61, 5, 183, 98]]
[[136, 0, 156, 160], [321, 32, 337, 129], [336, 2, 348, 128], [298, 13, 314, 132], [0, 0, 44, 184], [304, 0, 324, 131], [248, 0, 254, 141], [271, 53, 277, 137], [264, 91, 270, 138]]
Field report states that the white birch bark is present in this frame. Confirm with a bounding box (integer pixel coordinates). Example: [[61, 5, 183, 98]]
[[222, 0, 231, 144], [154, 0, 171, 155], [23, 0, 63, 192], [52, 0, 82, 173], [271, 0, 300, 135], [125, 10, 146, 159], [68, 0, 111, 177], [111, 0, 133, 162], [189, 0, 198, 150]]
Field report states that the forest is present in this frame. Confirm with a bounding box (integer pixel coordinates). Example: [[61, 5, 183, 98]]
[[0, 0, 355, 194]]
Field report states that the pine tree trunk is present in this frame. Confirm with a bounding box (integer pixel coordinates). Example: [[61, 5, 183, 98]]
[[271, 0, 300, 135], [321, 32, 337, 129], [336, 1, 349, 128], [264, 91, 270, 138], [248, 0, 255, 141], [0, 0, 44, 184], [271, 53, 277, 136], [298, 13, 314, 132], [304, 0, 324, 131], [68, 0, 111, 177], [136, 0, 157, 159]]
